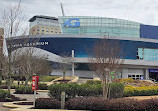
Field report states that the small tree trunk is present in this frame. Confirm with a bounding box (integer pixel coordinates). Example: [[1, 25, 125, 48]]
[[63, 71, 66, 80], [108, 82, 111, 99], [102, 78, 107, 99]]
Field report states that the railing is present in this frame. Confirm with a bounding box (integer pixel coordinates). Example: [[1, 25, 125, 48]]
[[149, 78, 158, 84]]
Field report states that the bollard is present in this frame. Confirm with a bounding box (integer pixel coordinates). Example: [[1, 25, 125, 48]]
[[61, 91, 65, 109]]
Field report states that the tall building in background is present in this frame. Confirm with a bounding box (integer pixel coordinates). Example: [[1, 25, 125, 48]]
[[0, 28, 4, 53], [7, 16, 158, 80], [29, 15, 61, 35]]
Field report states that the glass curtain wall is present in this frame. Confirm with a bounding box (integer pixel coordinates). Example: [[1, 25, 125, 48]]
[[138, 48, 158, 61], [59, 16, 140, 38]]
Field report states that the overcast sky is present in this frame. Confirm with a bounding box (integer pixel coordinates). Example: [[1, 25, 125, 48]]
[[1, 0, 158, 26]]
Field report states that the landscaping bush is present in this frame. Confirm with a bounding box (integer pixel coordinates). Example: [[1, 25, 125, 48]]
[[120, 78, 134, 83], [143, 98, 158, 111], [15, 85, 33, 94], [0, 84, 17, 89], [86, 80, 102, 85], [106, 98, 145, 111], [35, 98, 60, 109], [39, 76, 58, 82], [38, 83, 48, 90], [78, 84, 102, 97], [109, 82, 124, 98], [48, 83, 79, 100], [0, 89, 10, 101], [124, 85, 158, 97], [66, 97, 145, 111], [0, 84, 8, 89], [48, 82, 124, 100]]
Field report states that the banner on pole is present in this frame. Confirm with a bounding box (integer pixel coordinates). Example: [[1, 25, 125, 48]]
[[32, 76, 39, 91]]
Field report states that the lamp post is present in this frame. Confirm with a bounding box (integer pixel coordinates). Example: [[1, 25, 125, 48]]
[[72, 50, 74, 76]]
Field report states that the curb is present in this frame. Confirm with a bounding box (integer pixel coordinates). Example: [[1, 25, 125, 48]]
[[3, 101, 89, 111], [3, 89, 49, 93]]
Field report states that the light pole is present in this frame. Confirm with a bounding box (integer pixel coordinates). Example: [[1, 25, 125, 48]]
[[72, 50, 74, 76]]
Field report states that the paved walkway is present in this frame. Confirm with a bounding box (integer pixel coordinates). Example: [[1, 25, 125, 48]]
[[0, 102, 10, 111], [12, 91, 49, 101], [126, 95, 158, 101], [0, 91, 49, 111]]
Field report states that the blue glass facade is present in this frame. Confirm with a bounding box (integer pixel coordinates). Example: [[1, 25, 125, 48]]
[[59, 16, 140, 38], [138, 48, 158, 61]]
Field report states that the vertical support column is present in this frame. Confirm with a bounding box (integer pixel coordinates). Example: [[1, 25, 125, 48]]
[[145, 68, 149, 80], [72, 50, 74, 76], [122, 69, 128, 78]]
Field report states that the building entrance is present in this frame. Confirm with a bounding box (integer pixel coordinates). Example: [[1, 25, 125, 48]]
[[149, 69, 158, 81]]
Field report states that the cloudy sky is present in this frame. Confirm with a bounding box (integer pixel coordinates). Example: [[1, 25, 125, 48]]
[[1, 0, 158, 26]]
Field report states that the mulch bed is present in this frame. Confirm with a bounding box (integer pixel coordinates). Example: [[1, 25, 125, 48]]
[[13, 102, 33, 105], [54, 79, 70, 83], [0, 95, 26, 102]]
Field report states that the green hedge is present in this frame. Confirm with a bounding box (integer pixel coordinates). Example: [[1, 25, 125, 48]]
[[86, 80, 102, 85], [15, 85, 33, 94], [48, 82, 124, 100], [0, 89, 10, 101], [38, 83, 48, 90]]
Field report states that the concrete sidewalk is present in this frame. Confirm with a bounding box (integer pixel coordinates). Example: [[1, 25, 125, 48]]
[[126, 95, 158, 101], [1, 91, 49, 111]]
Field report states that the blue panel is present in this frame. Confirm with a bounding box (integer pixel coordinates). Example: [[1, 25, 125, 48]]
[[7, 37, 158, 60], [140, 24, 158, 39], [149, 69, 158, 73]]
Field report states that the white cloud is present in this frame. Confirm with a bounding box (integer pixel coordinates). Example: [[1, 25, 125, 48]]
[[0, 0, 158, 26]]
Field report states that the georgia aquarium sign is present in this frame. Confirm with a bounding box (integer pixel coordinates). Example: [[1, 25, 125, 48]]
[[64, 18, 80, 27]]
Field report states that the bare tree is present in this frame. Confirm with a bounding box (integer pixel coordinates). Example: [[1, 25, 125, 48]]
[[0, 0, 27, 92], [53, 52, 77, 81], [13, 47, 52, 85], [58, 53, 73, 80], [88, 36, 124, 99]]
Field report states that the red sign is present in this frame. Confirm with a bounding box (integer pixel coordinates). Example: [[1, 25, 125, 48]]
[[32, 76, 39, 91]]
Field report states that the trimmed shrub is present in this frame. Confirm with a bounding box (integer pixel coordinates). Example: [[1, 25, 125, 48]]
[[78, 84, 102, 97], [35, 98, 60, 109], [15, 85, 33, 94], [124, 85, 158, 97], [86, 80, 102, 85], [66, 97, 145, 111], [0, 84, 17, 89], [106, 98, 145, 111], [143, 98, 158, 111], [109, 82, 124, 98], [39, 76, 58, 82], [48, 82, 124, 100], [38, 83, 48, 90], [0, 89, 10, 101], [48, 83, 79, 100], [120, 78, 134, 83], [66, 97, 106, 110]]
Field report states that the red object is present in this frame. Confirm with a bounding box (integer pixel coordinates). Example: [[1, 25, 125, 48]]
[[32, 76, 39, 91]]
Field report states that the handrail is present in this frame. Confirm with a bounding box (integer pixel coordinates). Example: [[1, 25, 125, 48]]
[[148, 77, 157, 83]]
